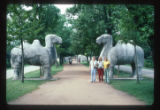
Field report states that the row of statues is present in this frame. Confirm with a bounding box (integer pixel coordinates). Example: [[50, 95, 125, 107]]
[[10, 33, 144, 80]]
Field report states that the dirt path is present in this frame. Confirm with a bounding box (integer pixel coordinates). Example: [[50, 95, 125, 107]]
[[8, 60, 145, 105]]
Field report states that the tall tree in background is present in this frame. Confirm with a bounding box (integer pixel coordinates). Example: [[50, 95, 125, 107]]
[[7, 4, 154, 69], [7, 4, 73, 67], [113, 5, 154, 83], [67, 4, 153, 68]]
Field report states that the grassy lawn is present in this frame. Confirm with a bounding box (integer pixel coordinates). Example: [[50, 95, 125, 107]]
[[81, 62, 154, 105], [111, 70, 154, 105], [81, 62, 89, 67], [6, 65, 63, 102]]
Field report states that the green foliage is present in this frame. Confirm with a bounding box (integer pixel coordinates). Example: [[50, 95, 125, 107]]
[[114, 5, 154, 59], [67, 4, 109, 56], [144, 59, 154, 68], [7, 4, 61, 46], [66, 4, 154, 62], [7, 4, 154, 66], [81, 62, 89, 67], [7, 4, 73, 66], [6, 65, 63, 102]]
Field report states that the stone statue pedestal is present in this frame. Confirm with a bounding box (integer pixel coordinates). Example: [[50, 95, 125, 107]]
[[22, 77, 60, 81], [110, 77, 143, 80]]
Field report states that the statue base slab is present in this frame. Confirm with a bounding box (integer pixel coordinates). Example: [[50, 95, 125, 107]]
[[22, 77, 60, 81], [110, 77, 143, 80]]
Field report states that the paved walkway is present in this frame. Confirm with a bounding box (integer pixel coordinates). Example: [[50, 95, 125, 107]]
[[7, 66, 40, 79], [115, 65, 154, 79], [8, 61, 145, 105]]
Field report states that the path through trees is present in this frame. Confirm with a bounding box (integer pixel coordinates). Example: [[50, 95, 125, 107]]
[[8, 60, 145, 105]]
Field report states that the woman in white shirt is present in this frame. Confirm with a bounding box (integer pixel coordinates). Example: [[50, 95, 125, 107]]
[[97, 57, 104, 82], [89, 56, 98, 82]]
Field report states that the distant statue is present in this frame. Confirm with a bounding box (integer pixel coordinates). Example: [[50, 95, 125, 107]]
[[77, 55, 87, 63], [69, 57, 72, 64], [10, 34, 62, 80], [96, 34, 144, 79]]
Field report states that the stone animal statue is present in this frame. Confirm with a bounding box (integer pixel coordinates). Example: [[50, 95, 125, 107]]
[[10, 34, 62, 80], [77, 55, 87, 63], [96, 34, 144, 79]]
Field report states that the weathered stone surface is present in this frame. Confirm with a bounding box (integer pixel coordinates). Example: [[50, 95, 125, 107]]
[[10, 34, 62, 80], [96, 34, 144, 79]]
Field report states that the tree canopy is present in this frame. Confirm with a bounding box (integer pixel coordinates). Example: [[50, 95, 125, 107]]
[[7, 4, 154, 67]]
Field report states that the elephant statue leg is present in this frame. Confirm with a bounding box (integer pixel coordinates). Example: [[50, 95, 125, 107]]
[[43, 65, 52, 79], [131, 63, 136, 78], [131, 63, 143, 80], [109, 66, 114, 78], [138, 66, 143, 80], [13, 68, 19, 80], [40, 66, 44, 77], [13, 66, 21, 80]]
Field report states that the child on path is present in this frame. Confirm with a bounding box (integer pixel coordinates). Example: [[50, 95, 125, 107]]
[[103, 57, 110, 83], [89, 56, 98, 83], [97, 57, 104, 82]]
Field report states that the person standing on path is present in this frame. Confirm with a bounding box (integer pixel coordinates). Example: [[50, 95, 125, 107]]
[[103, 57, 110, 83], [97, 57, 104, 82], [89, 56, 98, 83]]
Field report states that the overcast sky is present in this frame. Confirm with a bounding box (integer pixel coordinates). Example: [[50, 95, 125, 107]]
[[22, 4, 74, 27], [54, 4, 74, 14], [23, 4, 74, 14]]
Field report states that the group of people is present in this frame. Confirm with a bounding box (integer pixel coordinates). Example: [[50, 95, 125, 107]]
[[89, 56, 110, 83]]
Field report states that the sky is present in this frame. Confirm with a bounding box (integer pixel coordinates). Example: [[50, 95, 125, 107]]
[[23, 4, 74, 14], [54, 4, 74, 14], [22, 4, 74, 27]]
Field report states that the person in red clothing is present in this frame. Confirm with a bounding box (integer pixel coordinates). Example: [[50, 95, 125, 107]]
[[97, 57, 104, 82]]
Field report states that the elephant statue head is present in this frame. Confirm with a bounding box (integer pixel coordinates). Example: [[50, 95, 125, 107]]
[[96, 34, 112, 45], [45, 34, 62, 47]]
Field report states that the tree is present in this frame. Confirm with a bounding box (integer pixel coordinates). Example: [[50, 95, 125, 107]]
[[7, 4, 63, 67], [113, 5, 154, 83]]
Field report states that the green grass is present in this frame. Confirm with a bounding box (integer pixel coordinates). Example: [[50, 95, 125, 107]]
[[111, 70, 154, 105], [6, 65, 63, 102], [81, 61, 154, 69], [81, 62, 89, 67], [81, 63, 154, 105]]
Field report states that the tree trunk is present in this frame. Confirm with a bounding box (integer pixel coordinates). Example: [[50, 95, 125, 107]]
[[21, 37, 24, 83], [40, 66, 43, 77], [87, 56, 89, 63], [118, 65, 120, 75], [134, 44, 140, 83], [60, 54, 63, 65]]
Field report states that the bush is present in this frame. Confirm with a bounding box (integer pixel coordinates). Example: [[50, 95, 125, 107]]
[[144, 59, 154, 68]]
